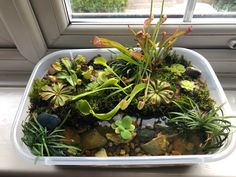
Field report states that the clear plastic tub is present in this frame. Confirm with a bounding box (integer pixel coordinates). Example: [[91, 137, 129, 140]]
[[11, 48, 236, 166]]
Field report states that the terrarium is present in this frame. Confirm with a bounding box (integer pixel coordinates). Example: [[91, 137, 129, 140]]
[[12, 0, 236, 165]]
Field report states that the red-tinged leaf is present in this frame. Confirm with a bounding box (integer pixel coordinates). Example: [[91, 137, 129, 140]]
[[92, 36, 105, 47], [144, 15, 154, 27], [186, 26, 192, 33], [161, 15, 167, 24], [130, 51, 144, 59], [92, 36, 130, 55]]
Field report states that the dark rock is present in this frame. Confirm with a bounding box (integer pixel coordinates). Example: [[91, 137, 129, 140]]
[[81, 129, 107, 150], [37, 112, 61, 130], [137, 128, 155, 143], [185, 67, 201, 79], [141, 133, 169, 155]]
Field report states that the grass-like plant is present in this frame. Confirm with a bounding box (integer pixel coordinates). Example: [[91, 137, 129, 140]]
[[169, 99, 233, 151], [22, 111, 80, 156]]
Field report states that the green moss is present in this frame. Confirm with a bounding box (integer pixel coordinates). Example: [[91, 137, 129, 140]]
[[152, 70, 178, 88], [29, 79, 50, 104], [164, 51, 191, 68]]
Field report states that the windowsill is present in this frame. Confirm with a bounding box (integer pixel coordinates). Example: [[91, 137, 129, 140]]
[[0, 74, 236, 176]]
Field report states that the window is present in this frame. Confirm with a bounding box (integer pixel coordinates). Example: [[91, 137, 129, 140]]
[[28, 0, 236, 49], [66, 0, 236, 24], [192, 0, 236, 23], [66, 0, 187, 24], [195, 0, 236, 14], [0, 0, 236, 72]]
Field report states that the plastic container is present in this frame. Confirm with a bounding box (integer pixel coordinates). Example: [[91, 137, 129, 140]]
[[12, 48, 236, 166]]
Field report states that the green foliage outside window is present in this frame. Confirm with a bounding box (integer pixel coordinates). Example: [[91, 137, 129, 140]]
[[70, 0, 128, 13], [204, 0, 236, 12]]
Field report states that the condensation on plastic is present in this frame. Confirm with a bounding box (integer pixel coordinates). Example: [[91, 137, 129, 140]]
[[11, 48, 236, 166]]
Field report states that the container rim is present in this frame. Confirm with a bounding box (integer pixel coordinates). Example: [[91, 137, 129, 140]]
[[11, 48, 236, 166]]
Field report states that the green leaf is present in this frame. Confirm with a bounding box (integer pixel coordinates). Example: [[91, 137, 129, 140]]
[[75, 83, 145, 120], [121, 115, 132, 129], [76, 100, 92, 115], [116, 53, 141, 66], [115, 128, 120, 134], [111, 123, 117, 129], [82, 66, 94, 80], [120, 100, 129, 110], [94, 57, 107, 67], [98, 78, 119, 89], [70, 78, 121, 101], [120, 130, 132, 140], [180, 80, 196, 91], [97, 71, 108, 83], [120, 83, 146, 110], [115, 119, 122, 126], [56, 71, 78, 86], [129, 124, 135, 131], [61, 57, 72, 72], [76, 99, 123, 120], [51, 61, 62, 71], [94, 56, 127, 86], [164, 64, 186, 76], [93, 37, 131, 56]]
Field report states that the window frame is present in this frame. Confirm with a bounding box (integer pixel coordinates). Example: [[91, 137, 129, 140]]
[[0, 0, 235, 73], [29, 0, 236, 49]]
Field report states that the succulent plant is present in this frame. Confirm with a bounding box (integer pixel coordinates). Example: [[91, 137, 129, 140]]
[[39, 83, 74, 108], [180, 80, 196, 91], [82, 65, 94, 80], [164, 64, 186, 76], [111, 115, 136, 140], [74, 55, 86, 65], [55, 57, 78, 87], [51, 61, 62, 72], [146, 79, 174, 106]]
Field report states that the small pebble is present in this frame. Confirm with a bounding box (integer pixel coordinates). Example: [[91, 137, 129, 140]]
[[185, 66, 201, 79], [130, 143, 135, 149], [135, 147, 141, 153], [120, 149, 126, 155], [84, 150, 91, 156], [145, 124, 153, 129], [108, 142, 113, 147], [115, 147, 121, 155], [108, 152, 113, 156], [124, 145, 130, 153], [172, 150, 181, 155], [137, 153, 144, 156]]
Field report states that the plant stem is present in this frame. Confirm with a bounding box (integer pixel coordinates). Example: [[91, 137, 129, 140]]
[[153, 0, 165, 43]]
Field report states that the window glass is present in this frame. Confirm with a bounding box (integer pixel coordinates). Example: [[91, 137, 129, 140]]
[[68, 0, 188, 18], [194, 0, 236, 14]]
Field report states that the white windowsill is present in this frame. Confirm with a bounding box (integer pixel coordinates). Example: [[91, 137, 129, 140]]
[[0, 75, 236, 176]]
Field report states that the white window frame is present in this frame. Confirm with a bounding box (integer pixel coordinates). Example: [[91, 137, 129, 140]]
[[29, 0, 236, 49], [0, 0, 236, 73]]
